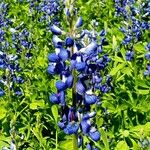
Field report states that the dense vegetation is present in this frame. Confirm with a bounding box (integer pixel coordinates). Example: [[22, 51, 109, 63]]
[[0, 0, 150, 150]]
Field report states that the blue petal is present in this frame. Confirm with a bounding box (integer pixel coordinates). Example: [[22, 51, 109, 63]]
[[93, 74, 102, 83], [47, 63, 56, 75], [99, 29, 106, 36], [65, 37, 74, 47], [52, 36, 63, 47], [81, 120, 91, 134], [88, 64, 97, 73], [48, 53, 59, 62], [56, 81, 66, 91], [59, 91, 65, 106], [85, 94, 97, 105], [144, 70, 150, 76], [146, 43, 150, 50], [76, 81, 85, 95], [58, 121, 66, 129], [89, 130, 100, 141], [76, 17, 83, 28], [147, 65, 150, 72], [78, 135, 83, 148], [82, 112, 96, 120], [86, 143, 92, 150], [66, 75, 74, 88], [49, 93, 59, 104], [50, 25, 62, 35], [97, 45, 103, 53], [75, 62, 86, 72], [145, 53, 150, 60], [64, 8, 71, 17], [62, 114, 67, 122], [85, 42, 98, 55], [0, 88, 5, 97], [68, 107, 74, 122], [58, 48, 69, 61], [15, 88, 22, 96], [55, 62, 65, 74], [63, 123, 79, 135], [100, 84, 110, 93]]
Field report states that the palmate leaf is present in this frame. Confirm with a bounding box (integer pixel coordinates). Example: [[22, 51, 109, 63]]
[[0, 108, 7, 120], [134, 42, 145, 53], [130, 139, 141, 150], [0, 135, 10, 150], [115, 141, 129, 150], [59, 139, 73, 150], [99, 128, 110, 150], [110, 63, 125, 76], [29, 99, 45, 110], [51, 105, 58, 123], [130, 122, 150, 138]]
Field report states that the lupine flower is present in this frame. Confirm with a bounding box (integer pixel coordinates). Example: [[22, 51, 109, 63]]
[[144, 64, 150, 76], [126, 51, 134, 61], [144, 43, 150, 76], [0, 88, 5, 97], [48, 1, 112, 148], [115, 0, 150, 61], [78, 135, 83, 147], [86, 143, 92, 150], [75, 17, 83, 28], [63, 122, 79, 135], [10, 140, 16, 150]]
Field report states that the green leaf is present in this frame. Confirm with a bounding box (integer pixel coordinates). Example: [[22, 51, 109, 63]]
[[112, 56, 124, 63], [138, 89, 149, 95], [112, 36, 117, 50], [51, 105, 58, 123], [136, 79, 150, 89], [100, 128, 110, 150], [131, 139, 140, 150], [0, 135, 10, 149], [59, 140, 73, 150], [110, 63, 125, 76], [30, 100, 45, 110], [130, 122, 150, 138], [134, 43, 145, 53], [0, 108, 7, 120], [121, 67, 132, 76], [115, 141, 129, 150]]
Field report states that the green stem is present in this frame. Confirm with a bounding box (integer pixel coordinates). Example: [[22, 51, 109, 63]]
[[72, 55, 78, 150], [73, 134, 78, 150], [55, 127, 58, 150], [67, 0, 78, 149], [7, 69, 18, 150]]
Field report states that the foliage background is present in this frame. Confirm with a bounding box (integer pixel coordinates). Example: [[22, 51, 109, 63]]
[[0, 0, 150, 149]]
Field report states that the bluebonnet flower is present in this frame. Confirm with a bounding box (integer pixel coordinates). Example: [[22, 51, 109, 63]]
[[126, 51, 134, 61], [86, 142, 100, 150], [78, 135, 83, 147], [47, 0, 112, 148], [115, 1, 150, 61], [144, 64, 150, 76], [10, 140, 16, 150], [144, 43, 150, 76], [86, 143, 92, 150], [0, 2, 34, 98], [145, 43, 150, 60], [27, 0, 61, 30], [145, 53, 150, 60], [64, 122, 79, 135], [0, 88, 5, 97]]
